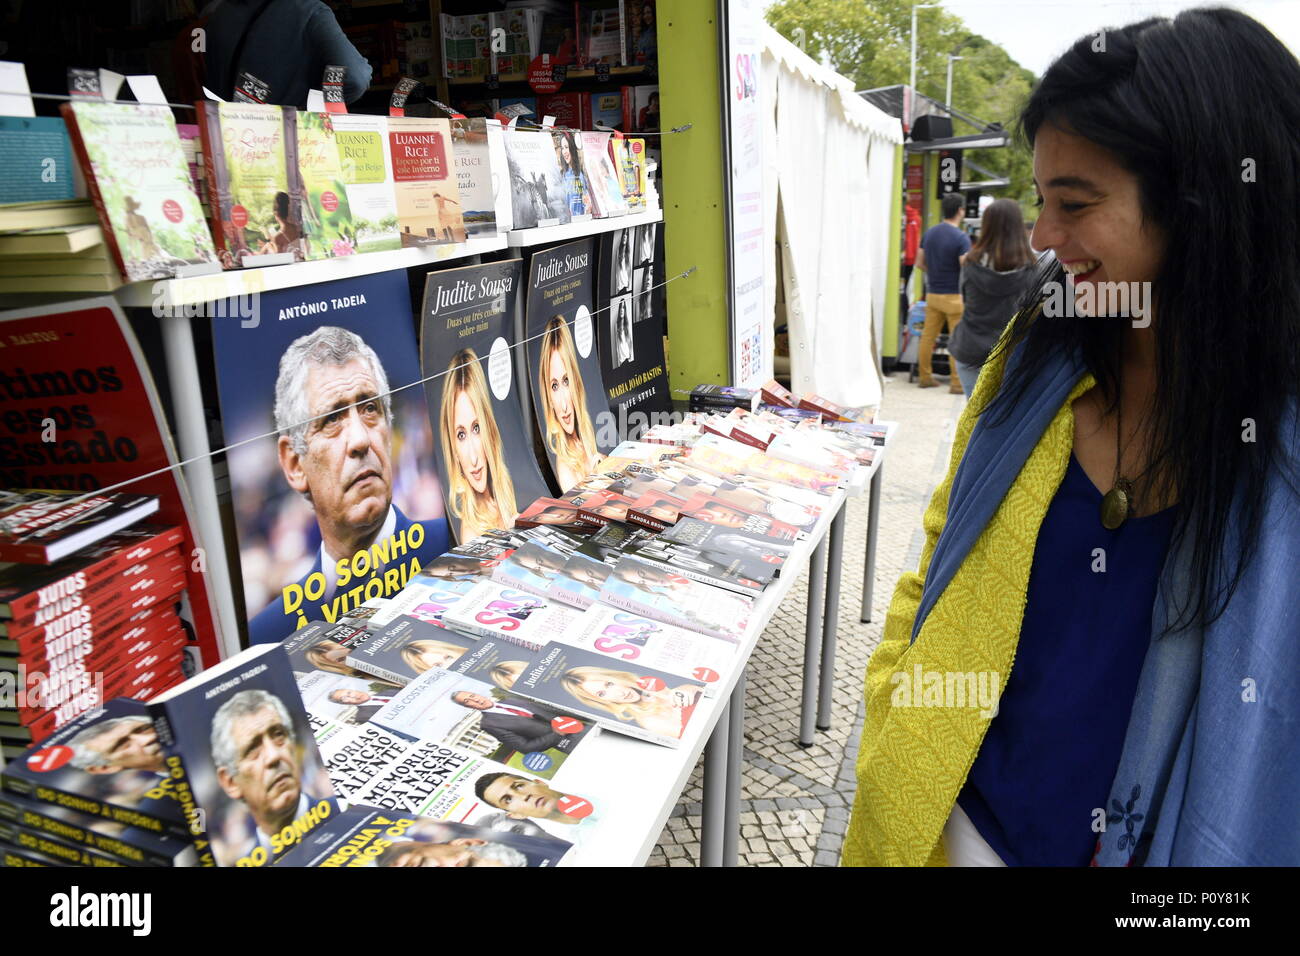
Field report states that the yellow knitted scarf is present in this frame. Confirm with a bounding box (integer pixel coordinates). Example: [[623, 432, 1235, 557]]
[[842, 348, 1096, 867]]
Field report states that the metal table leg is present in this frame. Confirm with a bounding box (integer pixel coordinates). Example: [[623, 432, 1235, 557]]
[[723, 668, 745, 866], [161, 313, 242, 660], [799, 538, 828, 747], [817, 508, 847, 731], [860, 463, 884, 623], [700, 699, 730, 867]]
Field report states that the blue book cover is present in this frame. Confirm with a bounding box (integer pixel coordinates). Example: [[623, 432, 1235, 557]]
[[0, 116, 75, 204], [148, 643, 339, 867]]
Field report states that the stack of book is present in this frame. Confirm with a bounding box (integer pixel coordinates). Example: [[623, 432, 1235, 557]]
[[0, 515, 190, 763], [0, 200, 115, 293]]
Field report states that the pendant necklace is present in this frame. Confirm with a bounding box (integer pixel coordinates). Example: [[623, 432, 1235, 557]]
[[1100, 382, 1136, 530]]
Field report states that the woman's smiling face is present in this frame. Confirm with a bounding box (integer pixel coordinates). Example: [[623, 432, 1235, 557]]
[[1030, 122, 1166, 315]]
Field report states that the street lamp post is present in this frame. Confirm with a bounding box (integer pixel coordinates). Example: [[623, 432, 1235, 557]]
[[909, 3, 941, 127], [946, 54, 963, 109]]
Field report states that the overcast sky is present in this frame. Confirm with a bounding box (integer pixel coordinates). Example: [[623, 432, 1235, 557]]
[[945, 0, 1300, 76]]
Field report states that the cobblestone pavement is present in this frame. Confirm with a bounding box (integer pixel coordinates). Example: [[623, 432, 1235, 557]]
[[646, 369, 967, 867]]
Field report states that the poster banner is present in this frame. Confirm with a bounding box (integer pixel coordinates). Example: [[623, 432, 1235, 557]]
[[420, 259, 551, 544], [524, 238, 615, 493], [725, 0, 770, 387], [0, 299, 223, 664], [597, 224, 671, 433], [211, 272, 450, 645]]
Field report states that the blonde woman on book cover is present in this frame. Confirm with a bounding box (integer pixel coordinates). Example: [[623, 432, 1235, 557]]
[[561, 665, 703, 739], [401, 638, 471, 675], [537, 316, 600, 493], [439, 348, 518, 543]]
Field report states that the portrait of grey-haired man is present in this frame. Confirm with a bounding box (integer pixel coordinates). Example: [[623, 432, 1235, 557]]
[[248, 325, 448, 645], [211, 689, 315, 862]]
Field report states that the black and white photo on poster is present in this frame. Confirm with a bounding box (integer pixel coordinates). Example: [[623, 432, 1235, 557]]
[[525, 239, 616, 494], [420, 260, 551, 545], [596, 224, 672, 438]]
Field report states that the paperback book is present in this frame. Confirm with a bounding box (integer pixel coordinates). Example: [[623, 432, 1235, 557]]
[[346, 614, 480, 687], [599, 557, 754, 644], [515, 641, 708, 747], [295, 111, 355, 259], [330, 113, 401, 252], [559, 604, 736, 697], [0, 490, 159, 565], [60, 101, 217, 281], [369, 665, 594, 779], [148, 643, 339, 867], [388, 116, 466, 245], [275, 805, 573, 867], [441, 582, 582, 652]]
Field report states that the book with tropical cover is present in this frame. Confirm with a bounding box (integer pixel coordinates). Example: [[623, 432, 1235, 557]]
[[60, 101, 217, 281], [295, 111, 356, 259], [196, 100, 302, 268]]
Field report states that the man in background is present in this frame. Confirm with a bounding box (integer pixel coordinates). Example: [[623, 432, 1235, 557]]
[[200, 0, 372, 109], [915, 193, 971, 392]]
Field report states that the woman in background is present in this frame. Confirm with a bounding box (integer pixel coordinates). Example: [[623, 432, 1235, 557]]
[[439, 348, 518, 542], [538, 316, 601, 492], [948, 198, 1038, 397]]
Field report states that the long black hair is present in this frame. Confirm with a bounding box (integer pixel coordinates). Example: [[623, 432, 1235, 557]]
[[986, 7, 1300, 630]]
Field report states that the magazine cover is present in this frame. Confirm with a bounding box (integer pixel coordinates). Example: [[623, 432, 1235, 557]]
[[367, 574, 478, 629], [0, 698, 195, 841], [336, 736, 599, 842], [296, 111, 356, 260], [60, 101, 216, 281], [211, 271, 450, 646], [660, 516, 793, 574], [491, 540, 571, 598], [330, 113, 401, 252], [516, 641, 707, 747], [525, 238, 617, 493], [449, 117, 498, 238], [514, 496, 596, 532], [275, 805, 573, 866], [148, 644, 337, 867], [447, 638, 537, 694], [559, 604, 736, 697], [546, 551, 613, 609], [503, 127, 570, 229], [599, 557, 754, 643], [197, 101, 302, 267], [551, 130, 593, 220], [420, 260, 551, 543], [442, 582, 580, 651], [580, 131, 628, 219], [597, 225, 670, 431], [348, 613, 479, 686], [0, 301, 223, 664], [388, 116, 465, 245], [417, 547, 511, 583], [282, 620, 401, 740], [370, 666, 593, 778]]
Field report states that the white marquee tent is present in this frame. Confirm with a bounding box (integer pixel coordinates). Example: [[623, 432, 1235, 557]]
[[760, 24, 903, 409]]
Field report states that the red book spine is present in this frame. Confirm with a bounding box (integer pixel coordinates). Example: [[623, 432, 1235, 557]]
[[57, 103, 129, 283]]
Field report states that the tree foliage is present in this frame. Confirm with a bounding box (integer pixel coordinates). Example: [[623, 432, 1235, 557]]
[[766, 0, 1039, 209]]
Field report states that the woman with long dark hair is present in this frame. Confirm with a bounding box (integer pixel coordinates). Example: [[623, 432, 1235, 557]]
[[846, 8, 1299, 867], [948, 199, 1037, 396]]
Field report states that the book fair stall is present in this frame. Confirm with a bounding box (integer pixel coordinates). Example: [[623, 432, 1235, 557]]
[[0, 0, 902, 871]]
